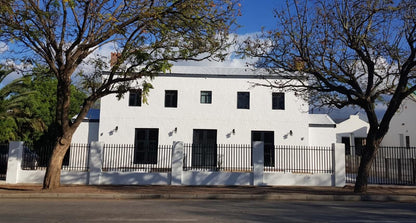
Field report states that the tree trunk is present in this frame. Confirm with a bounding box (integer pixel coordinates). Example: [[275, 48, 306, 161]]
[[354, 143, 377, 193], [43, 138, 70, 190]]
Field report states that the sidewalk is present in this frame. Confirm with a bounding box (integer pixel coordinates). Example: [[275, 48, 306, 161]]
[[0, 184, 415, 202]]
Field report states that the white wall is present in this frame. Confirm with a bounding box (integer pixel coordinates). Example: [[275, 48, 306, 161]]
[[309, 127, 336, 146], [99, 69, 310, 146], [381, 98, 416, 147], [335, 115, 369, 143], [72, 121, 99, 143]]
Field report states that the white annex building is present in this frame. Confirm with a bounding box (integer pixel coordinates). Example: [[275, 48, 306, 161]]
[[98, 66, 334, 147], [381, 94, 416, 147]]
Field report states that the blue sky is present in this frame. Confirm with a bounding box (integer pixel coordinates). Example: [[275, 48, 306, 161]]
[[237, 0, 280, 34]]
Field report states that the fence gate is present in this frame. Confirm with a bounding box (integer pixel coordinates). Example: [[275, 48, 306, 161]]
[[0, 144, 9, 180]]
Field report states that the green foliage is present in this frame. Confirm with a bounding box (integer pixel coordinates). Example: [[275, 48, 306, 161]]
[[0, 65, 86, 143]]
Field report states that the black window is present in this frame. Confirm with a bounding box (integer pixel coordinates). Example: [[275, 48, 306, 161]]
[[237, 92, 250, 109], [200, 91, 212, 104], [192, 129, 217, 169], [129, 90, 142, 107], [165, 90, 178, 107], [341, 137, 351, 155], [406, 136, 410, 148], [354, 137, 366, 156], [272, 92, 285, 110], [252, 131, 275, 167], [134, 128, 159, 164]]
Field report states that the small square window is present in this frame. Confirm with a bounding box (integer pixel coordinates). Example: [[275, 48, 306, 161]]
[[237, 92, 250, 109], [272, 92, 285, 110], [129, 90, 142, 107], [165, 90, 178, 108], [200, 91, 212, 104]]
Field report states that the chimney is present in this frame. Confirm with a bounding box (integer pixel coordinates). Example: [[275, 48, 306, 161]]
[[110, 52, 121, 67]]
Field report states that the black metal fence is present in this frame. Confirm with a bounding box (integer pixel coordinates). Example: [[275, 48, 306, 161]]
[[346, 146, 416, 185], [102, 144, 172, 172], [0, 143, 9, 180], [183, 144, 252, 172], [21, 143, 90, 171], [265, 145, 334, 174]]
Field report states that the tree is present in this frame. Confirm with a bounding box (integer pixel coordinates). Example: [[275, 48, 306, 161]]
[[0, 65, 85, 143], [241, 0, 416, 192], [0, 0, 239, 189], [0, 65, 44, 143]]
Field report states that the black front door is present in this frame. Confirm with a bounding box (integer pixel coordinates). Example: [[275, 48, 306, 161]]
[[134, 128, 159, 164], [192, 129, 217, 169], [252, 131, 275, 167]]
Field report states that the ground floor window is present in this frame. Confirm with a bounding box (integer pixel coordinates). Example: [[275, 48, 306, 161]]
[[354, 137, 366, 156], [134, 128, 159, 164], [341, 137, 351, 155], [192, 129, 217, 168]]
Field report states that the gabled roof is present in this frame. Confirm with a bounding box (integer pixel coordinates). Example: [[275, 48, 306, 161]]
[[308, 114, 336, 128]]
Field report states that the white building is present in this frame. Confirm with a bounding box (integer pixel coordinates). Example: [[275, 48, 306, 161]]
[[98, 66, 320, 147], [6, 66, 346, 187], [335, 113, 369, 155], [381, 94, 416, 147], [71, 109, 100, 144], [308, 114, 336, 146]]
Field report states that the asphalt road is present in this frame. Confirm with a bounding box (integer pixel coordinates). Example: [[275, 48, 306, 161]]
[[0, 199, 415, 223]]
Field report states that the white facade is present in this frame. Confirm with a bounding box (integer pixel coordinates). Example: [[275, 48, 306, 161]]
[[98, 66, 312, 146], [335, 114, 369, 143], [71, 109, 100, 144], [335, 114, 369, 154], [308, 114, 336, 146], [381, 96, 416, 147]]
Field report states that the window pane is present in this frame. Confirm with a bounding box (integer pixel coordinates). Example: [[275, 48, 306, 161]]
[[272, 93, 284, 110], [237, 92, 250, 109], [200, 91, 212, 104], [129, 90, 142, 106], [134, 128, 159, 164], [165, 90, 178, 107]]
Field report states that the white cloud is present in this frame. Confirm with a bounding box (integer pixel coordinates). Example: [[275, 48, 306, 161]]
[[0, 42, 8, 54], [172, 32, 260, 68], [0, 59, 32, 87]]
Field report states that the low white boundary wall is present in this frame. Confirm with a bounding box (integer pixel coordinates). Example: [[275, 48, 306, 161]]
[[5, 141, 345, 187]]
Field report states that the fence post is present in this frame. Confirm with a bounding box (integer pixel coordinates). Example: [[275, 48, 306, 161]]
[[332, 143, 346, 187], [413, 158, 416, 184], [88, 141, 103, 185], [171, 141, 183, 185], [253, 141, 264, 186], [6, 141, 24, 184]]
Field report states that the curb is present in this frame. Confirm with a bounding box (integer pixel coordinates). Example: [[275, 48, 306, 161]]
[[0, 193, 415, 202]]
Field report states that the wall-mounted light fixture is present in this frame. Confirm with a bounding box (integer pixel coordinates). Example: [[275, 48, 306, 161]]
[[115, 126, 119, 132], [232, 129, 235, 135], [289, 130, 293, 136], [174, 127, 178, 133]]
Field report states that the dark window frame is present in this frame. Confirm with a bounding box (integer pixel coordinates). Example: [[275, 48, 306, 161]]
[[129, 89, 142, 107], [341, 137, 351, 155], [251, 131, 275, 167], [354, 137, 366, 156], [134, 128, 159, 164], [165, 90, 178, 108], [272, 92, 285, 110], [200, 91, 212, 104], [406, 135, 410, 148], [237, 92, 250, 109], [192, 129, 217, 169]]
